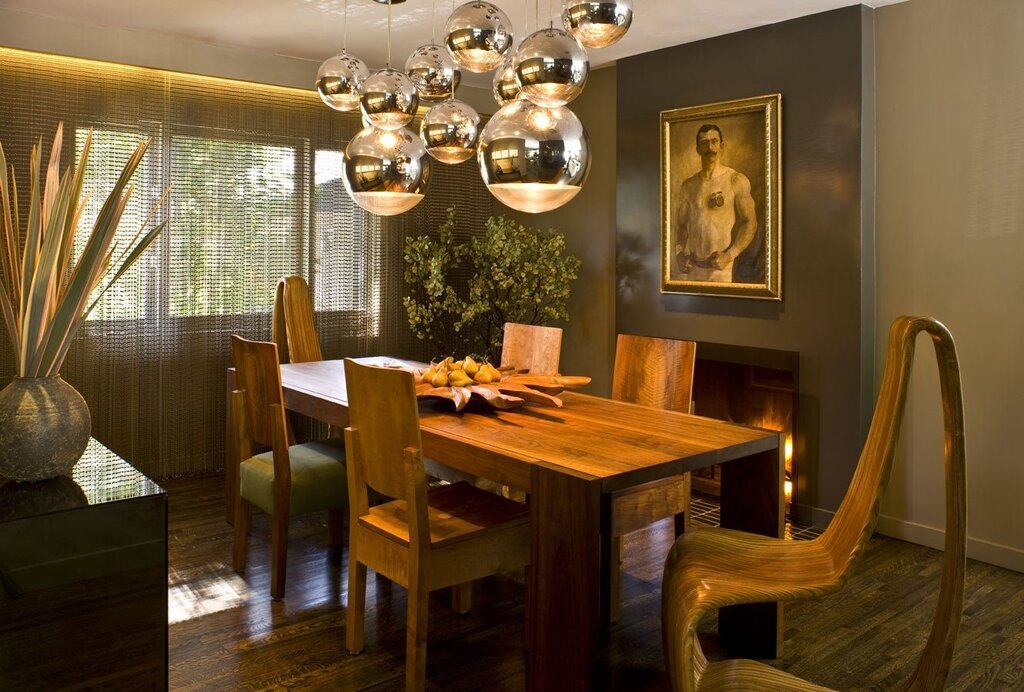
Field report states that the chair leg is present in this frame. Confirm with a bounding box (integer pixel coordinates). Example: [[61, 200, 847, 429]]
[[232, 498, 251, 572], [346, 551, 367, 654], [609, 535, 624, 624], [270, 511, 289, 600], [452, 581, 473, 614], [674, 512, 687, 538], [406, 572, 429, 692], [328, 507, 345, 547]]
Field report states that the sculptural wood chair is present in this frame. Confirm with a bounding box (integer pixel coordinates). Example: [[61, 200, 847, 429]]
[[230, 335, 347, 600], [500, 322, 562, 374], [272, 276, 323, 364], [343, 359, 530, 692], [662, 316, 967, 691], [605, 334, 697, 623]]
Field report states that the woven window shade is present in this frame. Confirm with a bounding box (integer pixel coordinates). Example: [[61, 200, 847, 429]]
[[0, 47, 492, 477]]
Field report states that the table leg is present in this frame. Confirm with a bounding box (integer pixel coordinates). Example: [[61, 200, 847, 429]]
[[718, 442, 785, 658], [527, 465, 602, 691], [225, 370, 236, 526]]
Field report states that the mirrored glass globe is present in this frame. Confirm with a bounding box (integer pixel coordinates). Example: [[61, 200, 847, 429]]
[[444, 1, 514, 73], [477, 99, 590, 213], [316, 50, 370, 112], [343, 126, 431, 216], [420, 100, 480, 164], [515, 28, 589, 108], [562, 0, 633, 48], [359, 68, 419, 131], [492, 56, 521, 106], [405, 44, 461, 102]]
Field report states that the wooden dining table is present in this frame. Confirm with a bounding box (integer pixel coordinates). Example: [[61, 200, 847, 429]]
[[226, 357, 784, 691]]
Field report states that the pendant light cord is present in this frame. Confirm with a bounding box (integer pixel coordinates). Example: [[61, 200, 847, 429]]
[[386, 0, 393, 68], [343, 0, 348, 49]]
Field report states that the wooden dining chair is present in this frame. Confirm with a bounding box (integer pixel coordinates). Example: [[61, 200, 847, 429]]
[[229, 335, 347, 600], [662, 316, 967, 692], [272, 276, 324, 364], [500, 322, 562, 374], [343, 359, 531, 692], [605, 333, 697, 623]]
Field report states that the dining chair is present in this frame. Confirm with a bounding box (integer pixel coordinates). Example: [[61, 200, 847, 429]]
[[272, 276, 324, 364], [343, 358, 531, 692], [229, 335, 347, 600], [500, 322, 563, 374], [662, 316, 967, 691], [605, 333, 697, 623]]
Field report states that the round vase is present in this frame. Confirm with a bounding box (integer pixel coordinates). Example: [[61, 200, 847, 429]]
[[0, 376, 91, 482]]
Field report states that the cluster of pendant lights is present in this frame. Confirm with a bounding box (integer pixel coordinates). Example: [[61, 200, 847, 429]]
[[316, 0, 633, 216]]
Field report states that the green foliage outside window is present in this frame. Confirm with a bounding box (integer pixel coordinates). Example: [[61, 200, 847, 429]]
[[403, 208, 581, 362]]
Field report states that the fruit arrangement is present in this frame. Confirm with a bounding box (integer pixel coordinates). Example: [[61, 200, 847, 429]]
[[414, 356, 590, 411]]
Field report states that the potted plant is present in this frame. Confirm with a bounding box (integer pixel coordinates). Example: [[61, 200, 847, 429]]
[[404, 208, 581, 362], [0, 124, 165, 481]]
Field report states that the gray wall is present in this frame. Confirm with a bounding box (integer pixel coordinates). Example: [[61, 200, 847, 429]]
[[616, 6, 875, 517], [874, 0, 1024, 571]]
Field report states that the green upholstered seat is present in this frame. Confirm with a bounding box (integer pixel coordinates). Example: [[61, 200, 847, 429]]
[[239, 438, 346, 517]]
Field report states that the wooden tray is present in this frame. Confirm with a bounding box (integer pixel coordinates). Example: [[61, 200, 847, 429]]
[[414, 373, 591, 411]]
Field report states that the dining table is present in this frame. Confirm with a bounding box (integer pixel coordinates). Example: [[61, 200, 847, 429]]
[[225, 357, 784, 691]]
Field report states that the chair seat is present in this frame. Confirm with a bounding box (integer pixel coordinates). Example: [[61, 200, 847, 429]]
[[665, 526, 842, 612], [240, 438, 346, 516], [359, 481, 529, 548]]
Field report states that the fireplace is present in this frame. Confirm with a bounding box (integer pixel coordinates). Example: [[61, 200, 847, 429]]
[[690, 342, 799, 509]]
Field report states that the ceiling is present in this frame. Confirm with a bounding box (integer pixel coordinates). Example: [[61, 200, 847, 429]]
[[0, 0, 904, 88]]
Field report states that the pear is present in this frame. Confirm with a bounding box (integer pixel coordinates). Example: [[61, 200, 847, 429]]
[[484, 363, 503, 382], [473, 368, 493, 384], [421, 366, 437, 384], [431, 369, 450, 387], [449, 371, 473, 388], [463, 356, 480, 376], [453, 359, 465, 371]]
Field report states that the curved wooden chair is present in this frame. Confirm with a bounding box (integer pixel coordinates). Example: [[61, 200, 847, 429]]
[[500, 322, 562, 374], [272, 276, 324, 364], [605, 334, 696, 622], [343, 359, 530, 692], [662, 316, 967, 691], [230, 335, 347, 600]]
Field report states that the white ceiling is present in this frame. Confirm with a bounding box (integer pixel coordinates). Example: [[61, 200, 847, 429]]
[[0, 0, 905, 87]]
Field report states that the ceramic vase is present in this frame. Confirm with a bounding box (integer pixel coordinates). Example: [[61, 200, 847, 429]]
[[0, 376, 91, 481]]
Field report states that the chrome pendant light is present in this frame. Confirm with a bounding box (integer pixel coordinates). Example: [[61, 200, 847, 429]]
[[478, 99, 590, 213], [444, 1, 514, 73], [316, 0, 369, 111], [562, 0, 633, 48], [360, 0, 419, 130], [344, 0, 430, 216], [515, 27, 589, 107], [421, 100, 480, 165], [493, 56, 521, 106], [406, 44, 461, 103], [343, 127, 431, 216]]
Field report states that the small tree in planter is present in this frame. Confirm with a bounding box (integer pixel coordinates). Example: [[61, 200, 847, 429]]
[[404, 208, 581, 363]]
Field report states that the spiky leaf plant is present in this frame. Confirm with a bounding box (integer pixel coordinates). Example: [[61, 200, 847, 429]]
[[0, 123, 166, 378]]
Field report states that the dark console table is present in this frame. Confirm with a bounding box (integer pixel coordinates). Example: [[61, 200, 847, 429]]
[[0, 438, 167, 689]]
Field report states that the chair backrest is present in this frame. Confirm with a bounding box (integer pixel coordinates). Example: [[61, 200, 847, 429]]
[[343, 359, 424, 504], [820, 316, 967, 688], [271, 279, 290, 364], [500, 322, 562, 375], [276, 276, 323, 364], [612, 334, 696, 413], [231, 335, 286, 449]]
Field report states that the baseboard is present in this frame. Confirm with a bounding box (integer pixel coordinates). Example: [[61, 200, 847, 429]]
[[807, 507, 1024, 573]]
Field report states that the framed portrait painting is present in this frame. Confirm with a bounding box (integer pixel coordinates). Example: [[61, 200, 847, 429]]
[[660, 94, 781, 299]]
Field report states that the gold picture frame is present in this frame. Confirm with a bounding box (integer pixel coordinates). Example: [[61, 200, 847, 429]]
[[660, 94, 781, 299]]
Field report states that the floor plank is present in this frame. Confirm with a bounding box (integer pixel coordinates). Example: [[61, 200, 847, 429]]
[[166, 474, 1024, 690]]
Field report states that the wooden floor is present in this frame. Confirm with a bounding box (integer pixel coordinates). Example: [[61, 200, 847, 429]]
[[166, 474, 1024, 690]]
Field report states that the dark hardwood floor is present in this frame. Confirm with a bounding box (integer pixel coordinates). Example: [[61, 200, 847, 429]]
[[166, 474, 1024, 690]]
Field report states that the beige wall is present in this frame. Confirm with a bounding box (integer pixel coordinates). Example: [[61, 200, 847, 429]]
[[875, 0, 1024, 571], [498, 66, 618, 397]]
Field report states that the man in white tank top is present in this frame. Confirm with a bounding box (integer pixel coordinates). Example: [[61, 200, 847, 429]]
[[674, 124, 758, 283]]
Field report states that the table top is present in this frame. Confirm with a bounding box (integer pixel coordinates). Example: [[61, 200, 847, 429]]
[[278, 358, 780, 493], [0, 438, 165, 523]]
